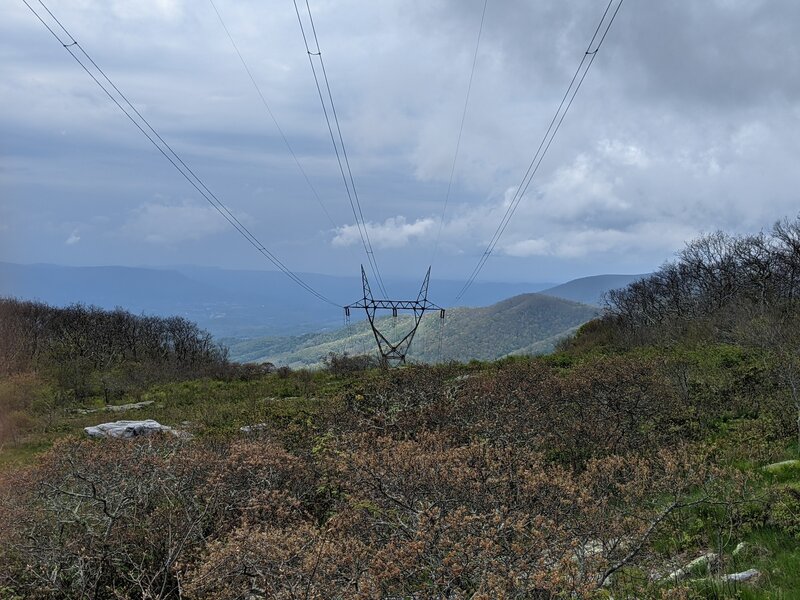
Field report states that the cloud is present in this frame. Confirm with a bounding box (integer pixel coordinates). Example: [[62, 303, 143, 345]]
[[503, 238, 550, 257], [433, 137, 722, 264], [122, 200, 232, 244], [107, 0, 182, 21], [65, 230, 81, 245], [501, 224, 693, 260], [332, 216, 435, 249], [5, 1, 800, 281], [598, 139, 650, 168]]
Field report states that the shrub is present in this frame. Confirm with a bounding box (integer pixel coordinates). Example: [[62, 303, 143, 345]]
[[768, 484, 800, 540], [323, 351, 378, 375]]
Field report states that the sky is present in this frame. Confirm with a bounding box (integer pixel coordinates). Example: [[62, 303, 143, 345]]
[[3, 0, 800, 301]]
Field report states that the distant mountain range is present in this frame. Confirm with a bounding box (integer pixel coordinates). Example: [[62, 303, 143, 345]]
[[0, 263, 643, 361], [539, 274, 646, 306], [225, 293, 601, 366], [0, 262, 552, 338]]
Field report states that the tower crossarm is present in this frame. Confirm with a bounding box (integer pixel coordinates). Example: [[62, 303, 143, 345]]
[[346, 299, 442, 311]]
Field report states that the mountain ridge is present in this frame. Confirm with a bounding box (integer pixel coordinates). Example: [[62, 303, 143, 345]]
[[0, 263, 641, 356], [539, 273, 647, 306]]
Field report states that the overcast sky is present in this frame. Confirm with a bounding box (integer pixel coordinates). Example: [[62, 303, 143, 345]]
[[3, 0, 800, 300]]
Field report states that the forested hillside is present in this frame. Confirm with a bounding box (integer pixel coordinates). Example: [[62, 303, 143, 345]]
[[226, 292, 599, 365], [0, 299, 239, 408], [2, 219, 800, 598], [0, 299, 244, 448]]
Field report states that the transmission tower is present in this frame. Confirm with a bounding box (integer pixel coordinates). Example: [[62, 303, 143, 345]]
[[345, 266, 445, 367]]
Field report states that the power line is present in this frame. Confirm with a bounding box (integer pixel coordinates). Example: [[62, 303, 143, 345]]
[[455, 0, 622, 302], [207, 0, 342, 236], [292, 0, 389, 299], [431, 0, 489, 265], [23, 0, 341, 307], [454, 0, 624, 302]]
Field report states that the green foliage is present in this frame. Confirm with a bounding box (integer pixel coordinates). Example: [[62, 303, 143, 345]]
[[322, 351, 379, 375], [726, 529, 800, 599], [768, 484, 800, 541], [1, 340, 799, 597], [0, 298, 243, 404]]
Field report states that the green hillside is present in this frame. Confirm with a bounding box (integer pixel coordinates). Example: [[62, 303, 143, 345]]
[[225, 292, 600, 366]]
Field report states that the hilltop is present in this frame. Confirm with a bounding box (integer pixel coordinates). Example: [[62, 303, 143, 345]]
[[539, 273, 647, 306], [0, 262, 642, 342]]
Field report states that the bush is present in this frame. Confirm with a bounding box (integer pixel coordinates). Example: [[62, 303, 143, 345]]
[[0, 435, 316, 599], [768, 484, 800, 540], [323, 351, 378, 375]]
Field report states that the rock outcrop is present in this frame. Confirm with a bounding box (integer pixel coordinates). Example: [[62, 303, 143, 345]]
[[84, 419, 186, 439], [664, 552, 718, 582]]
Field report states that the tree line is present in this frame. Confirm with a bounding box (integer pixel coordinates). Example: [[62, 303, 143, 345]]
[[588, 215, 800, 447], [605, 216, 800, 336], [0, 298, 230, 402]]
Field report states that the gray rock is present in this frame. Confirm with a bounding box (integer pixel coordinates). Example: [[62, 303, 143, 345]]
[[84, 419, 184, 439], [732, 541, 747, 556], [76, 400, 155, 415], [720, 569, 760, 583], [664, 552, 718, 582], [240, 423, 269, 434]]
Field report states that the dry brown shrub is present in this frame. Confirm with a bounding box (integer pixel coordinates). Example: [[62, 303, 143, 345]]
[[0, 357, 752, 599], [0, 434, 317, 599], [183, 518, 369, 599]]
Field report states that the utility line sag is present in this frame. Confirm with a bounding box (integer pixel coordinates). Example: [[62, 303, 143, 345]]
[[292, 0, 389, 299], [23, 0, 341, 307], [207, 0, 342, 235], [454, 0, 624, 302], [431, 0, 489, 265]]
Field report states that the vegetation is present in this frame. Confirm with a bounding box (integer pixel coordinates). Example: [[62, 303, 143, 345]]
[[0, 298, 236, 395], [2, 218, 800, 597], [0, 299, 258, 455], [225, 292, 599, 366]]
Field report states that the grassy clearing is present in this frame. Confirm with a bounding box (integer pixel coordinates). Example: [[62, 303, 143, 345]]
[[0, 369, 353, 471], [665, 444, 800, 599]]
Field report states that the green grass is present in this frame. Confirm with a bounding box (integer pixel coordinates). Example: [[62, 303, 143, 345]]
[[740, 529, 800, 598], [0, 441, 51, 470], [0, 369, 355, 470], [683, 529, 800, 599], [670, 442, 800, 599]]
